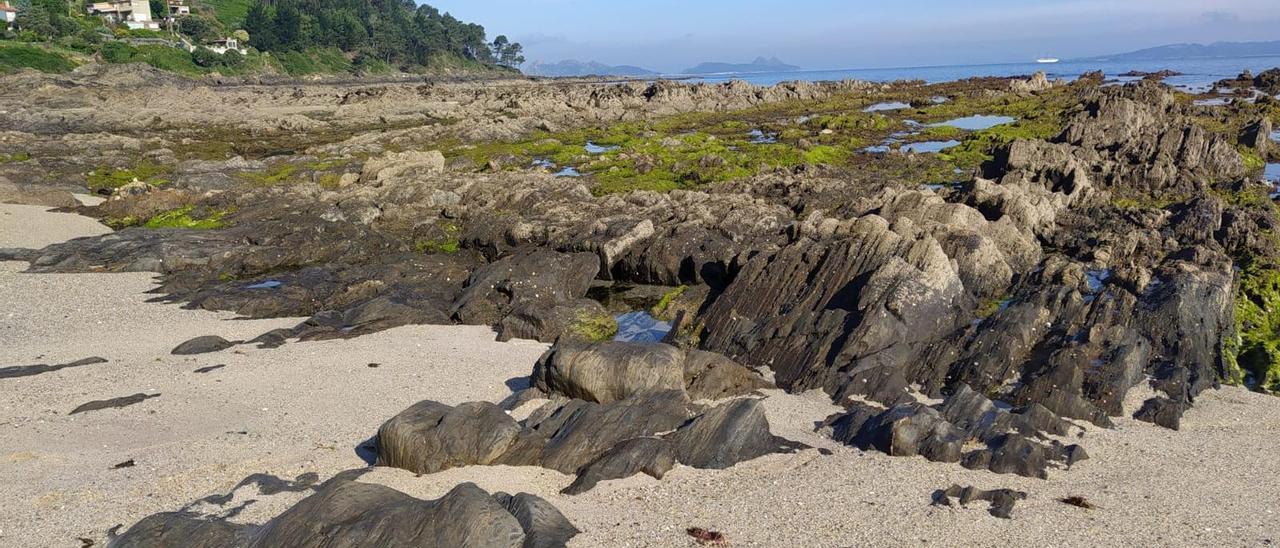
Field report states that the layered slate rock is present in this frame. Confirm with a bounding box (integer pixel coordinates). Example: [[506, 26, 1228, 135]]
[[697, 83, 1249, 451], [451, 249, 608, 343], [531, 342, 770, 404], [111, 476, 577, 548], [531, 342, 687, 403], [823, 384, 1086, 479], [376, 401, 525, 475], [377, 388, 803, 493]]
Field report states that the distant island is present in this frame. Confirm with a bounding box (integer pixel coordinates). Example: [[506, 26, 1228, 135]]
[[1083, 40, 1280, 62], [524, 60, 659, 78], [682, 56, 800, 75]]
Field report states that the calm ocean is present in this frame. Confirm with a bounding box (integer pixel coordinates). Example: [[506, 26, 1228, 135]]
[[685, 55, 1280, 91]]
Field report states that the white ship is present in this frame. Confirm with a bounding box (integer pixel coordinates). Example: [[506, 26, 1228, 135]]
[[1036, 57, 1060, 64]]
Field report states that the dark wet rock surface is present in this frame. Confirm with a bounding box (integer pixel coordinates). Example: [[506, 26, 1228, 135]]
[[0, 357, 108, 379]]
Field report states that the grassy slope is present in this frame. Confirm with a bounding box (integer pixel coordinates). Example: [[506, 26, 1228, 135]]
[[0, 42, 80, 73], [198, 0, 254, 28]]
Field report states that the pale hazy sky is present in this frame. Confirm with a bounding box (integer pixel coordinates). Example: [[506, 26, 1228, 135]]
[[428, 0, 1280, 72]]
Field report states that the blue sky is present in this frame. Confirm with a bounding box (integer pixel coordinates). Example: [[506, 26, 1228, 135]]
[[428, 0, 1280, 72]]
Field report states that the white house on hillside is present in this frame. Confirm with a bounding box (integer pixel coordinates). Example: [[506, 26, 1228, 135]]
[[1, 2, 17, 29], [205, 38, 246, 55], [167, 0, 189, 17], [87, 0, 160, 30]]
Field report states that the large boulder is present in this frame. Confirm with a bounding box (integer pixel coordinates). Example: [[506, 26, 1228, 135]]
[[376, 401, 524, 475], [112, 477, 578, 548], [531, 342, 687, 403], [451, 249, 602, 343], [376, 389, 805, 493]]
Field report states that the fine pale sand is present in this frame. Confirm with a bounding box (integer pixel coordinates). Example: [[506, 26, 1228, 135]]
[[1, 202, 1279, 547]]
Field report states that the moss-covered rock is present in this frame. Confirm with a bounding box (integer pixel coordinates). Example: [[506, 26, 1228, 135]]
[[1230, 261, 1280, 391], [86, 161, 171, 194], [144, 206, 231, 230], [565, 309, 619, 343]]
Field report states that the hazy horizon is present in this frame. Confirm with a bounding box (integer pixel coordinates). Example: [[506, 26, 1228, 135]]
[[429, 0, 1280, 72]]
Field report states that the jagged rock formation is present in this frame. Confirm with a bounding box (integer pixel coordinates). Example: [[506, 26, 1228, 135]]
[[3, 71, 1277, 502], [111, 473, 578, 548], [373, 341, 787, 490], [823, 384, 1086, 478]]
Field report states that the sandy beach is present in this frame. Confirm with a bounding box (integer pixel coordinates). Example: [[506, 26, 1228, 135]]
[[1, 201, 1278, 547]]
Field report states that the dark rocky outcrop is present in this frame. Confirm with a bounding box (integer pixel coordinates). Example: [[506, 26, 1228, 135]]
[[377, 389, 803, 492], [451, 249, 606, 343], [531, 342, 687, 403], [5, 69, 1276, 496], [530, 342, 771, 404], [111, 475, 577, 548], [562, 437, 676, 495], [822, 384, 1086, 479]]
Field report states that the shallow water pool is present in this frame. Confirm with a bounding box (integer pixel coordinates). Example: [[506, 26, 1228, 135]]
[[903, 140, 960, 153], [584, 142, 619, 154], [1193, 97, 1231, 107], [863, 101, 911, 112], [930, 115, 1016, 131], [748, 129, 778, 144], [614, 311, 672, 343]]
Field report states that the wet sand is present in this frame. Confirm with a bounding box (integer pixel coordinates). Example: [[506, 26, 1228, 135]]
[[1, 202, 1279, 547]]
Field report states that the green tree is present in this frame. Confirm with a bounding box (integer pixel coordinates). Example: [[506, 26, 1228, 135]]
[[271, 4, 304, 50], [16, 0, 76, 40], [243, 2, 276, 50], [221, 48, 243, 66], [191, 46, 223, 67], [178, 15, 219, 43], [149, 0, 166, 22], [238, 0, 515, 70], [491, 35, 523, 67], [100, 41, 136, 63]]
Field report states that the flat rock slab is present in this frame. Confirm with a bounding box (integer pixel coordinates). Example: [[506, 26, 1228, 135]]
[[171, 336, 236, 355], [69, 393, 160, 415], [0, 357, 108, 379]]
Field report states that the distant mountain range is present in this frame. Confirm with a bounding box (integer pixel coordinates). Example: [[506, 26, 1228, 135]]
[[523, 60, 659, 78], [1083, 40, 1280, 62], [681, 56, 801, 75]]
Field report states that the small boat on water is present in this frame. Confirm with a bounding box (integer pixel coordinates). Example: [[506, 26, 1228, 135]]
[[1036, 57, 1060, 64]]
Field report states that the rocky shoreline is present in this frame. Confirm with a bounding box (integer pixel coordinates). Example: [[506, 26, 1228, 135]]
[[1, 65, 1280, 546]]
